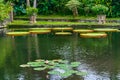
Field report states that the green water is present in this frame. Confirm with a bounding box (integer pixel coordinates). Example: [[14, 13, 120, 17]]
[[0, 32, 120, 80]]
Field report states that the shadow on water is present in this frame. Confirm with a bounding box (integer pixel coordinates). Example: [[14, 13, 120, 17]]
[[0, 32, 120, 80]]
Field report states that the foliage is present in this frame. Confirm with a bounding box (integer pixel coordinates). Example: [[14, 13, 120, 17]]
[[26, 7, 38, 16], [91, 4, 108, 15], [0, 2, 12, 21], [4, 0, 120, 17], [20, 59, 86, 78], [111, 0, 120, 17], [65, 0, 81, 11]]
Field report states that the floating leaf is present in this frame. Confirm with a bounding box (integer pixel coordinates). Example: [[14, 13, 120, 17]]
[[59, 72, 72, 78], [94, 28, 118, 32], [80, 32, 107, 38], [20, 59, 87, 78], [6, 32, 29, 36], [73, 29, 94, 33], [48, 71, 60, 75], [34, 67, 46, 71], [27, 61, 45, 67], [55, 32, 72, 35], [46, 65, 55, 69], [20, 64, 30, 68], [70, 62, 81, 67]]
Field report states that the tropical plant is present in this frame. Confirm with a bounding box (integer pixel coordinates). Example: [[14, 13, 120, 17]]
[[65, 0, 82, 17], [20, 59, 87, 79], [91, 4, 108, 15], [0, 2, 12, 21], [26, 7, 38, 16], [91, 4, 108, 24]]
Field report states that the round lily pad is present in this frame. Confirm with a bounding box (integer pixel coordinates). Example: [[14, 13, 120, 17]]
[[117, 30, 120, 32], [34, 67, 46, 71], [55, 32, 72, 35], [29, 28, 51, 30], [20, 64, 30, 68], [29, 30, 51, 34], [52, 27, 73, 31], [73, 29, 94, 33], [6, 32, 30, 36], [94, 28, 118, 32], [80, 33, 107, 38]]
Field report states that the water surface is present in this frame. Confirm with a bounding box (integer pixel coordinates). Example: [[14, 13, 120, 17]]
[[0, 32, 120, 80]]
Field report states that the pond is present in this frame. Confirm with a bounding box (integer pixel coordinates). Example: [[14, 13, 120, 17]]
[[0, 32, 120, 80]]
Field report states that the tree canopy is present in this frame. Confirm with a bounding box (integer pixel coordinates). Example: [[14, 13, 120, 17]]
[[3, 0, 120, 17]]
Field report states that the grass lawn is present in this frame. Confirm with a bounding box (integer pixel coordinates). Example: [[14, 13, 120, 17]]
[[15, 15, 120, 20], [9, 20, 120, 26], [15, 15, 96, 19]]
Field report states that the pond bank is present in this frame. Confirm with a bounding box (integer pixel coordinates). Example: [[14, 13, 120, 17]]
[[8, 24, 120, 29], [8, 20, 120, 29]]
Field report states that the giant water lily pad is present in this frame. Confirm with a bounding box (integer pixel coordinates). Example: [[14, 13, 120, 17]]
[[6, 32, 30, 36], [55, 32, 72, 35], [80, 33, 107, 38], [94, 28, 118, 32], [52, 27, 73, 31], [73, 29, 94, 33], [29, 30, 51, 34], [29, 28, 51, 30]]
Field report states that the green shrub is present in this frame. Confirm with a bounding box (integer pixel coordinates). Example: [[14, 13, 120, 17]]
[[26, 7, 38, 16], [65, 0, 81, 10], [91, 4, 108, 15], [0, 2, 12, 21]]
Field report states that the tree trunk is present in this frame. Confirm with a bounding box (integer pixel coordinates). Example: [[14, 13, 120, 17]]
[[97, 15, 106, 24], [10, 3, 14, 22], [72, 7, 78, 18], [30, 16, 34, 24], [26, 0, 30, 7], [32, 0, 37, 23]]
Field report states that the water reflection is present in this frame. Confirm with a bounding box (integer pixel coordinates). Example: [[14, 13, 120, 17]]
[[0, 32, 120, 80]]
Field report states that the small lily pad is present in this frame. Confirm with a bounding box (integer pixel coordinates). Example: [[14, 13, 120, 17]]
[[71, 62, 81, 67], [59, 72, 72, 78], [20, 64, 30, 68], [48, 71, 60, 75], [34, 67, 46, 71]]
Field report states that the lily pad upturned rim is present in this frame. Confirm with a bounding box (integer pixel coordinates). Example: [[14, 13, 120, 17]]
[[52, 27, 73, 31], [29, 30, 51, 34], [73, 29, 94, 33], [55, 32, 72, 35], [93, 28, 118, 32], [80, 32, 107, 38], [6, 32, 30, 36]]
